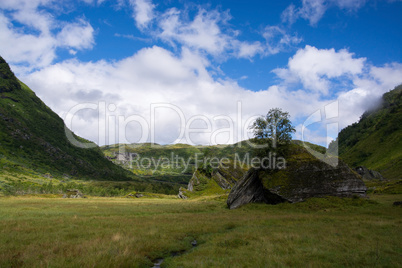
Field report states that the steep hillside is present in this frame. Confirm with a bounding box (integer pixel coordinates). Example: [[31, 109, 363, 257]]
[[329, 85, 402, 179], [0, 56, 132, 180]]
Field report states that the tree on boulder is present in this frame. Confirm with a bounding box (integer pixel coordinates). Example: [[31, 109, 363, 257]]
[[250, 108, 295, 160]]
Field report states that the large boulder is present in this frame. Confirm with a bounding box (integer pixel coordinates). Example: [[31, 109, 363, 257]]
[[227, 145, 367, 209], [187, 160, 246, 193], [226, 168, 270, 209], [177, 187, 188, 199], [63, 189, 85, 198], [354, 166, 385, 180]]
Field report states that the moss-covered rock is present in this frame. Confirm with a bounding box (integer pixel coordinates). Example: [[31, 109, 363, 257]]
[[184, 160, 247, 197], [354, 166, 384, 180], [62, 189, 85, 198], [226, 168, 272, 209], [227, 145, 367, 209]]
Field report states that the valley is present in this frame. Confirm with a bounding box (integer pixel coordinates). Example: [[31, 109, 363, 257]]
[[0, 194, 401, 267]]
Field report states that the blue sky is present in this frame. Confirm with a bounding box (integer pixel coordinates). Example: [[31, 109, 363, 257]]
[[1, 0, 401, 147]]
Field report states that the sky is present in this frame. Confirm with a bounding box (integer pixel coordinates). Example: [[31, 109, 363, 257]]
[[0, 0, 401, 147]]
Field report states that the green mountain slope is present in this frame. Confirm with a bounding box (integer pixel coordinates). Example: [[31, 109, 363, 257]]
[[101, 140, 258, 181], [329, 85, 402, 179], [0, 56, 132, 180], [101, 140, 325, 187]]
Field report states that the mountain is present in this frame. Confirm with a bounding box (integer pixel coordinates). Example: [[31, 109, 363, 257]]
[[100, 141, 256, 184], [0, 56, 132, 180], [101, 140, 325, 187], [329, 85, 402, 180]]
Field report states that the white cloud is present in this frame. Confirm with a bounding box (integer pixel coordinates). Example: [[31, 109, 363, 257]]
[[299, 0, 327, 26], [156, 7, 300, 59], [271, 45, 402, 145], [294, 123, 330, 145], [158, 8, 232, 56], [282, 0, 368, 25], [336, 0, 367, 10], [262, 26, 302, 55], [0, 0, 95, 71], [370, 63, 402, 89], [130, 0, 155, 29], [19, 44, 402, 147], [273, 45, 365, 94], [337, 62, 402, 127], [57, 19, 95, 50], [235, 41, 264, 58], [0, 13, 56, 68], [21, 45, 326, 146], [2, 1, 400, 148], [0, 0, 54, 10], [281, 4, 298, 25], [0, 0, 301, 73]]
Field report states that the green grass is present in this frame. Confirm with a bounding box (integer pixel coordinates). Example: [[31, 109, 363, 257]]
[[365, 180, 402, 194], [0, 194, 400, 267], [0, 172, 181, 197]]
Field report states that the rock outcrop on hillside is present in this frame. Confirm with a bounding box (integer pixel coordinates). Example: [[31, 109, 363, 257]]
[[354, 166, 385, 180], [226, 168, 271, 209], [178, 161, 247, 198], [227, 145, 367, 209], [177, 188, 188, 199], [187, 161, 246, 192], [63, 189, 85, 198]]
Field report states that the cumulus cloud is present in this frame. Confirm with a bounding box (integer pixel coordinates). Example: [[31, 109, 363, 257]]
[[57, 20, 95, 50], [158, 7, 233, 56], [235, 41, 265, 58], [130, 0, 155, 29], [0, 0, 95, 71], [370, 62, 402, 89], [156, 6, 301, 59], [21, 45, 326, 146], [2, 1, 401, 148], [273, 45, 366, 94], [271, 45, 402, 145], [18, 43, 402, 147], [0, 13, 56, 69]]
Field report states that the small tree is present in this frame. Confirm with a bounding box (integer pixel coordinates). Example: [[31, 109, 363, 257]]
[[250, 108, 295, 157]]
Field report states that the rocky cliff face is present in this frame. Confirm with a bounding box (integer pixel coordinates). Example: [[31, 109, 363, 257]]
[[226, 168, 271, 209], [181, 161, 247, 197], [227, 145, 367, 209]]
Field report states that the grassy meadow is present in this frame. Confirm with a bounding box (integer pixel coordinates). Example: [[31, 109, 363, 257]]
[[0, 193, 401, 267]]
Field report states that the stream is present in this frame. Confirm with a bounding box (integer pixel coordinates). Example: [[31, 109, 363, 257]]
[[152, 240, 197, 267]]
